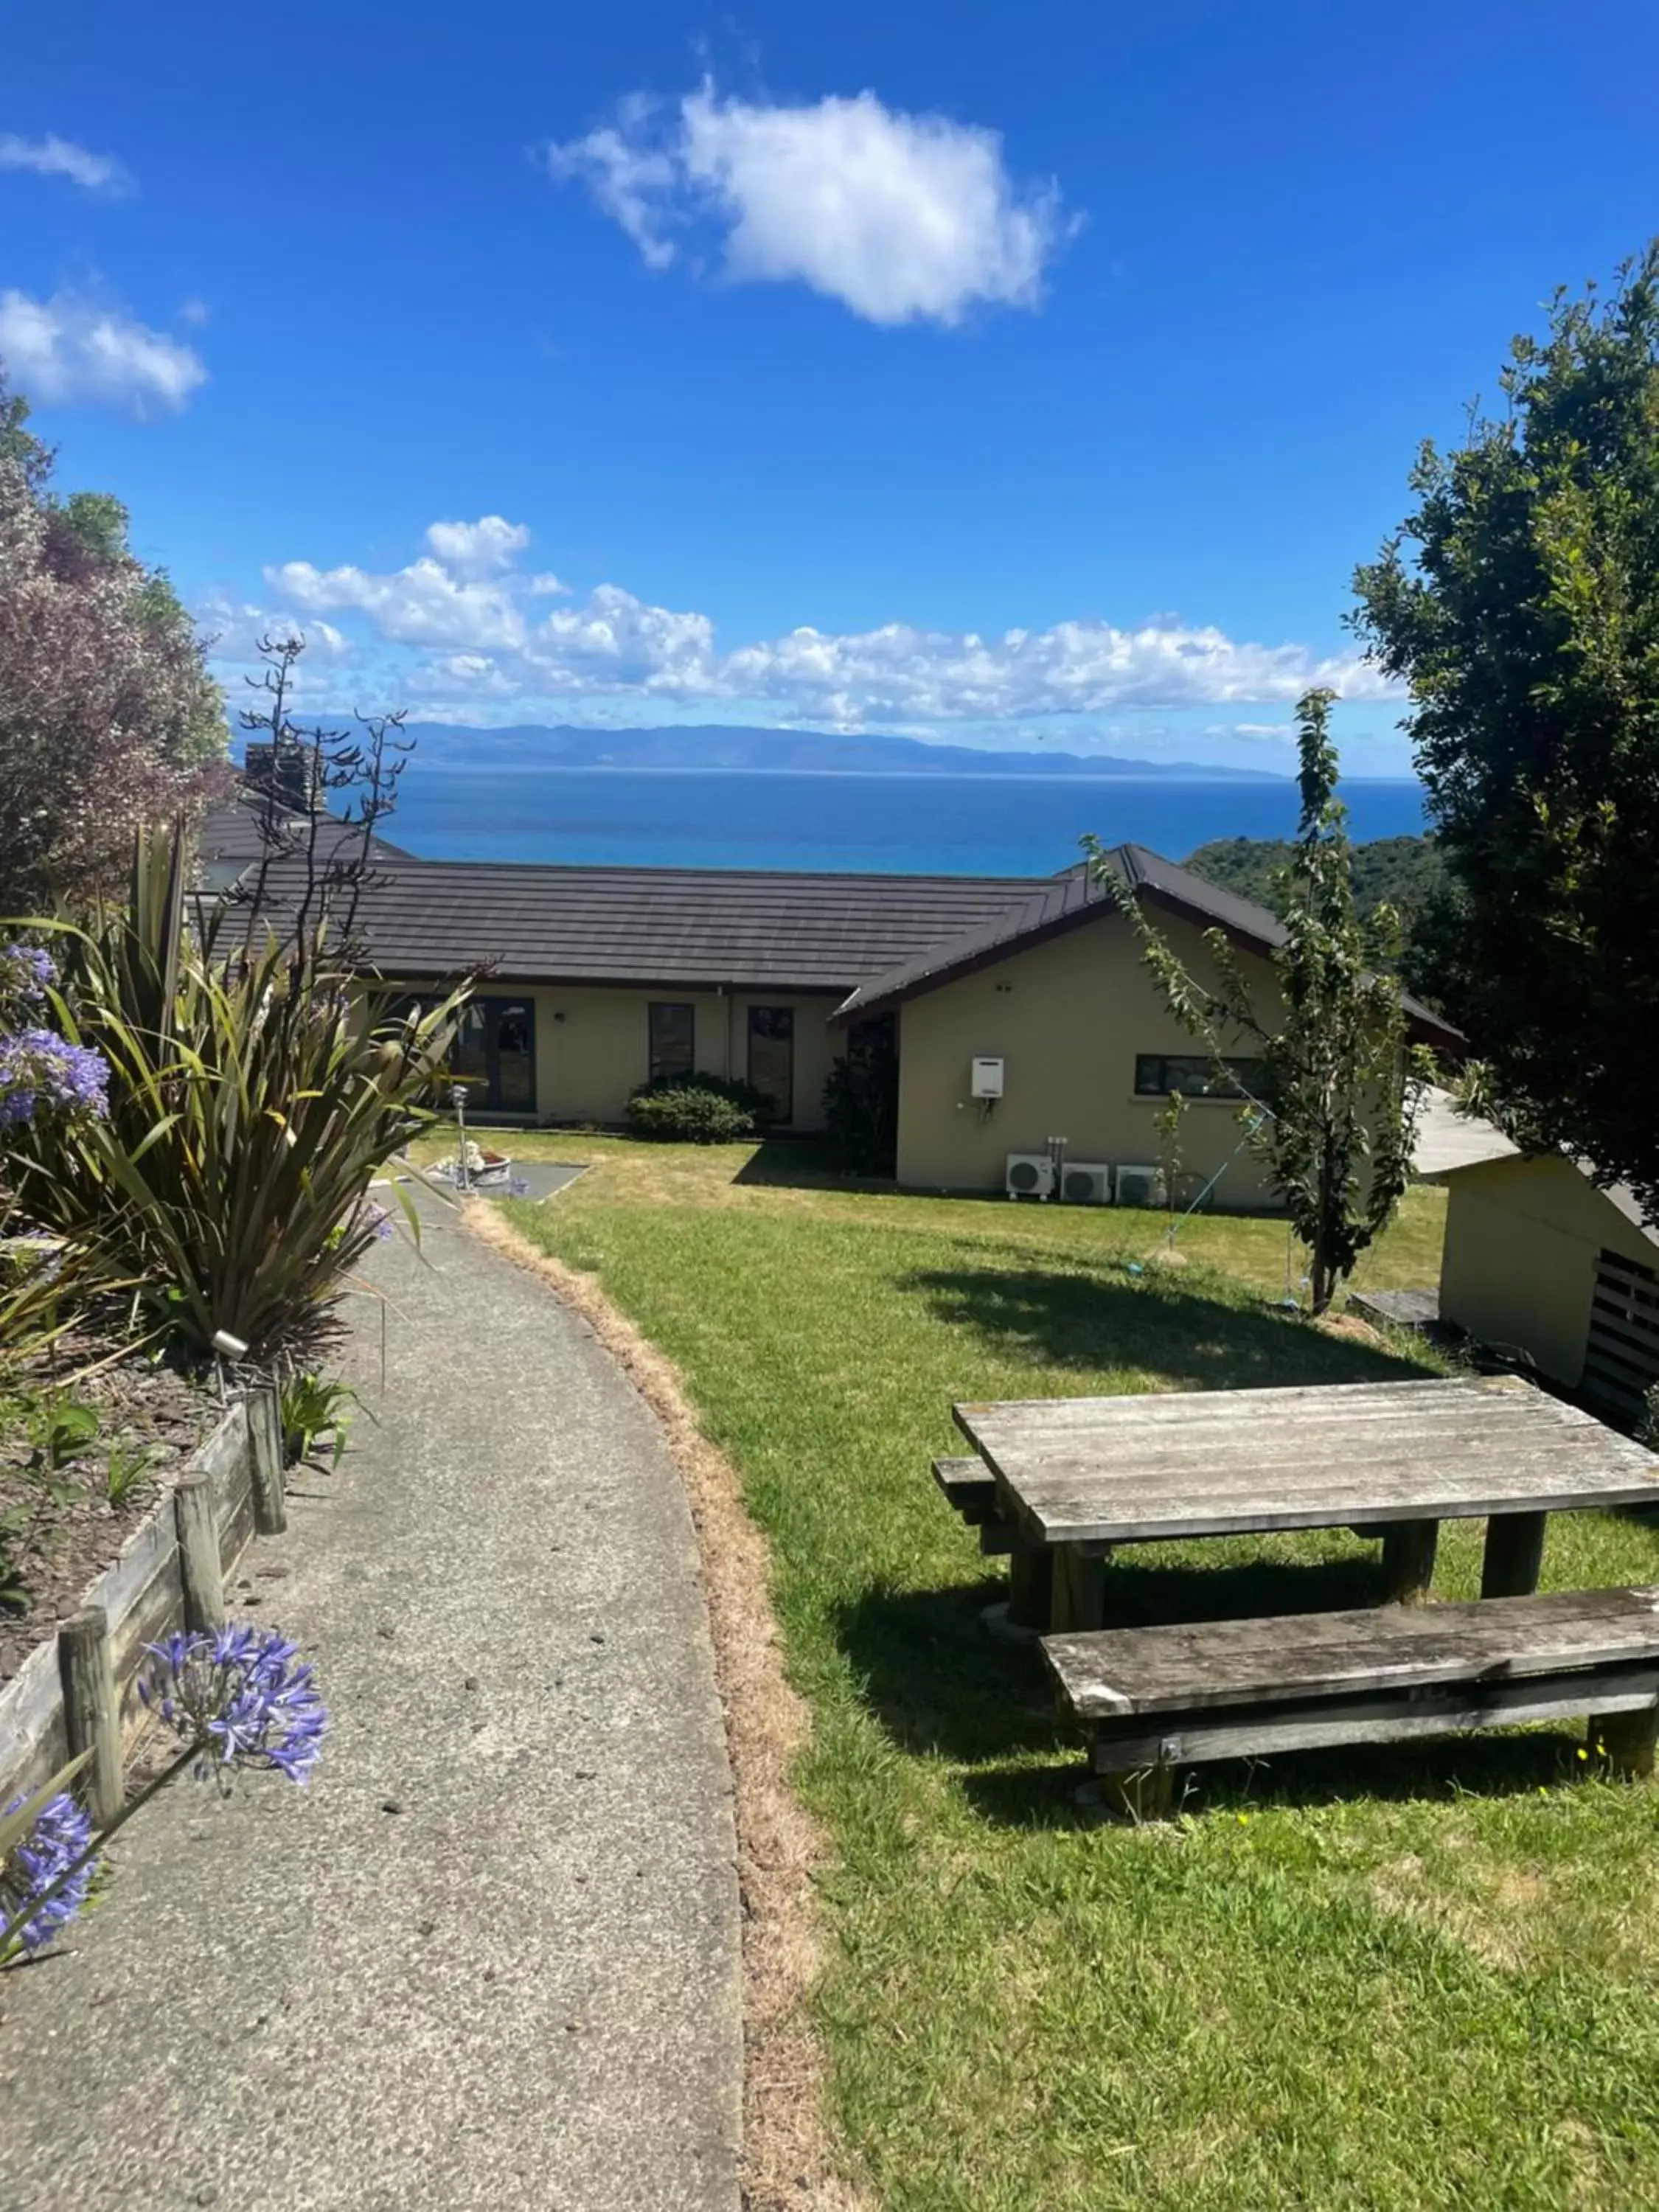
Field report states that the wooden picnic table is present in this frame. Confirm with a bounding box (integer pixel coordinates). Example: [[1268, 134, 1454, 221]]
[[953, 1375, 1659, 1634]]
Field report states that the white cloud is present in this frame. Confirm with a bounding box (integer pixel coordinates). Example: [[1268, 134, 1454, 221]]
[[720, 619, 1391, 721], [547, 82, 1073, 326], [198, 597, 355, 666], [0, 132, 133, 195], [0, 288, 206, 416], [423, 515, 532, 577], [267, 553, 528, 652], [254, 517, 1396, 726], [546, 96, 681, 272], [178, 296, 212, 327], [535, 583, 720, 694]]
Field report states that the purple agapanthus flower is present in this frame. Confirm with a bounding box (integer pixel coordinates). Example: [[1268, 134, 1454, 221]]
[[1, 1790, 96, 1956], [0, 1028, 110, 1125], [0, 942, 56, 1001], [139, 1624, 327, 1788]]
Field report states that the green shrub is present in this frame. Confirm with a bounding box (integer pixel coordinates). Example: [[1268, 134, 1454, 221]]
[[822, 1015, 897, 1175], [625, 1075, 763, 1144], [630, 1069, 775, 1119]]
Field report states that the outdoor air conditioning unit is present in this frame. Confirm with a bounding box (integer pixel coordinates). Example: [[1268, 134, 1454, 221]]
[[1116, 1163, 1167, 1210], [1006, 1152, 1057, 1201], [1058, 1161, 1114, 1206]]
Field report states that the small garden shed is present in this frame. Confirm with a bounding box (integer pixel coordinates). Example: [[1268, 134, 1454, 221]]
[[1435, 1150, 1659, 1427]]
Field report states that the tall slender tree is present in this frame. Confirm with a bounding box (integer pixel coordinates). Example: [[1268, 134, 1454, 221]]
[[1094, 688, 1431, 1313], [1351, 246, 1659, 1224]]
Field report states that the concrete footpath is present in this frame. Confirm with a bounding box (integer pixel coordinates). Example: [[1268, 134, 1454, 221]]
[[0, 1202, 742, 2211]]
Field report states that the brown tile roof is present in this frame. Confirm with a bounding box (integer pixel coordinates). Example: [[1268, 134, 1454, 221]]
[[195, 795, 413, 881], [241, 854, 1051, 993], [216, 830, 1462, 1050]]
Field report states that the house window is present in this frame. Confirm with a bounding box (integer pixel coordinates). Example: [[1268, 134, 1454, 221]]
[[649, 1001, 695, 1082], [1134, 1053, 1267, 1102]]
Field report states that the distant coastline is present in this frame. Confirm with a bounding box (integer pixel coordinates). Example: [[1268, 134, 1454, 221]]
[[379, 762, 1426, 876], [397, 720, 1289, 783]]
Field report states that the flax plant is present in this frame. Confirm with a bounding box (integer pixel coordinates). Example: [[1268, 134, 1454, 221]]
[[8, 822, 470, 1363]]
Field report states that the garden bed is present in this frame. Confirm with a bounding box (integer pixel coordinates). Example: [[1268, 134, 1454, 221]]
[[0, 1386, 275, 1810], [1, 1337, 219, 1686]]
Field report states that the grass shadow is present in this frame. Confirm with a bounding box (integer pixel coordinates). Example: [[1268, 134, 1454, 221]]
[[731, 1135, 892, 1192], [960, 1724, 1590, 1829], [835, 1551, 1387, 1768], [834, 1576, 1068, 1763], [840, 1543, 1595, 1828], [904, 1262, 1442, 1386]]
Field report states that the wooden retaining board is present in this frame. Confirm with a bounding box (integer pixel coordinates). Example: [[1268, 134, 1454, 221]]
[[0, 1397, 257, 1804], [955, 1375, 1659, 1545]]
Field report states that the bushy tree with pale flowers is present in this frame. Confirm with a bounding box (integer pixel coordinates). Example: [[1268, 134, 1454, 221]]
[[0, 376, 226, 908]]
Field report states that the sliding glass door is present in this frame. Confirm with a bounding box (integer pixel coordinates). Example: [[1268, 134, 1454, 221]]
[[748, 1006, 794, 1123], [449, 995, 537, 1114]]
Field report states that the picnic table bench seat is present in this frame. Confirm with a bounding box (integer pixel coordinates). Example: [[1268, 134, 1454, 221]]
[[1043, 1585, 1659, 1816]]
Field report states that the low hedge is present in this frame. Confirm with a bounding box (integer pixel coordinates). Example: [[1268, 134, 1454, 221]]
[[624, 1071, 776, 1144]]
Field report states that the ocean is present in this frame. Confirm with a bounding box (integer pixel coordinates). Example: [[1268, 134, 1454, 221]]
[[383, 765, 1429, 877]]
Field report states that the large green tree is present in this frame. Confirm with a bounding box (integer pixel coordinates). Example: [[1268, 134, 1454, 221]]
[[0, 378, 226, 906], [1351, 246, 1659, 1225]]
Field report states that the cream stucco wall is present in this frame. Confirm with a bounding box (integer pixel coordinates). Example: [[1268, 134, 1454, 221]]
[[378, 978, 842, 1129], [1437, 1155, 1658, 1388], [892, 908, 1286, 1205]]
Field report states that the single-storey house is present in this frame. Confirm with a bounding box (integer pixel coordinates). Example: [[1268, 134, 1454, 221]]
[[1428, 1136, 1659, 1427], [201, 799, 1459, 1206]]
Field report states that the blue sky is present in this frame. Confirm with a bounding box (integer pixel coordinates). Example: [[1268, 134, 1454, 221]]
[[4, 1, 1657, 773]]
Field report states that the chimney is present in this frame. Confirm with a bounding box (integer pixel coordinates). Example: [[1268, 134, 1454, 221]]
[[243, 737, 318, 814]]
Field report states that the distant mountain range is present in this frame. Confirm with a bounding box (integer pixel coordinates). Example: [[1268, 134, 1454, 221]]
[[400, 721, 1287, 783]]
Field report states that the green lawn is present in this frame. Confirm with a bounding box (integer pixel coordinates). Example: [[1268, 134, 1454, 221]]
[[453, 1133, 1659, 2210]]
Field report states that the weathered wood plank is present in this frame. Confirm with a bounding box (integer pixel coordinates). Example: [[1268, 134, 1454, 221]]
[[60, 1608, 122, 1825], [1482, 1512, 1548, 1599], [247, 1384, 286, 1535], [1088, 1663, 1659, 1771], [994, 1461, 1659, 1546], [931, 1454, 999, 1524], [971, 1401, 1592, 1440], [1007, 1548, 1054, 1633], [999, 1439, 1641, 1508], [1050, 1545, 1107, 1634], [1586, 1300, 1659, 1360], [175, 1474, 226, 1631], [1599, 1703, 1659, 1778], [0, 1636, 68, 1796], [1380, 1518, 1439, 1604], [1043, 1586, 1659, 1717], [988, 1417, 1643, 1476], [957, 1375, 1568, 1436], [109, 1553, 185, 1740], [953, 1374, 1658, 1545]]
